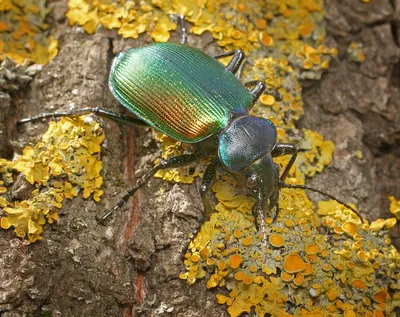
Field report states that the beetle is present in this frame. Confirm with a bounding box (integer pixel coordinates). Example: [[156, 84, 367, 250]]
[[18, 19, 363, 244]]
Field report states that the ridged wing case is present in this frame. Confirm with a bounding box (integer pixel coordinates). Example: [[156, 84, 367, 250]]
[[109, 43, 253, 143]]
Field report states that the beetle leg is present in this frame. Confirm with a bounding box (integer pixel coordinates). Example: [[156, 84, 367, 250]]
[[199, 158, 219, 219], [213, 49, 245, 74], [17, 107, 149, 127], [254, 185, 268, 249], [269, 190, 280, 222], [236, 60, 251, 79], [244, 80, 267, 105], [271, 143, 297, 182], [178, 15, 188, 44], [98, 153, 201, 223]]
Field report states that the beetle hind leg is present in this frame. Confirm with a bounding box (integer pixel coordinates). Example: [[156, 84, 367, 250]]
[[244, 80, 267, 106], [213, 49, 246, 75], [177, 15, 188, 44], [98, 153, 201, 223], [17, 107, 149, 127]]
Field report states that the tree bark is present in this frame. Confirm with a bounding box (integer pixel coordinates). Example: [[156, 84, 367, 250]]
[[1, 1, 399, 316]]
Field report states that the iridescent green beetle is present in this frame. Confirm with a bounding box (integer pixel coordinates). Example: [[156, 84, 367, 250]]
[[107, 41, 298, 235], [19, 22, 363, 240]]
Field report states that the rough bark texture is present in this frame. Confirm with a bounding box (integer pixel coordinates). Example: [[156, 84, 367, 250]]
[[0, 1, 399, 316]]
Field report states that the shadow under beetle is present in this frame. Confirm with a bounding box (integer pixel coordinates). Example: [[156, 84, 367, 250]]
[[19, 18, 363, 243]]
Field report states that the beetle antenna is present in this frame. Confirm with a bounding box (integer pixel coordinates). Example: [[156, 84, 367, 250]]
[[280, 183, 363, 221]]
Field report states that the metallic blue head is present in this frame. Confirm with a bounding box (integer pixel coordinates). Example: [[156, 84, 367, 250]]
[[218, 115, 280, 208], [218, 115, 277, 173]]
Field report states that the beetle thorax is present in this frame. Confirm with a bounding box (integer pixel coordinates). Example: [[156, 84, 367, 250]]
[[217, 115, 277, 173]]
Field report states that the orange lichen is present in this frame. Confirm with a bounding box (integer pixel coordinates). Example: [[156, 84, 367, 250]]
[[260, 94, 276, 106], [326, 288, 339, 301], [229, 254, 242, 269], [233, 229, 242, 239], [334, 226, 344, 234], [260, 32, 274, 46], [281, 272, 294, 282], [373, 290, 389, 304], [305, 254, 318, 263], [269, 233, 284, 248], [305, 244, 319, 254], [284, 219, 294, 228], [342, 221, 359, 238], [283, 254, 306, 274], [234, 271, 244, 281], [218, 260, 227, 271], [293, 273, 305, 286], [191, 254, 200, 263], [356, 251, 369, 263], [200, 248, 209, 259], [352, 279, 367, 290], [303, 263, 313, 276], [241, 236, 252, 246]]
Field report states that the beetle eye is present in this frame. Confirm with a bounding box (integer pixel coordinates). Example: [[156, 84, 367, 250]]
[[246, 175, 258, 189]]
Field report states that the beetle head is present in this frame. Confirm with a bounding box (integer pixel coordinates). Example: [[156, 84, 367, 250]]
[[218, 115, 280, 208], [244, 154, 280, 209]]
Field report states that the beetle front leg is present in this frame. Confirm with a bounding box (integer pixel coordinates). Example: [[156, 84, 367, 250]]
[[18, 107, 149, 127], [269, 189, 280, 222], [98, 153, 201, 223], [271, 143, 297, 182], [253, 186, 268, 248], [213, 49, 245, 74]]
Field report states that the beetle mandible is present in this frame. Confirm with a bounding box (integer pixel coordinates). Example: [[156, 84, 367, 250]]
[[19, 18, 363, 245]]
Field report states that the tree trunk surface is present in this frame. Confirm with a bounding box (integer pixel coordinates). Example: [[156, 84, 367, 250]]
[[0, 1, 399, 316]]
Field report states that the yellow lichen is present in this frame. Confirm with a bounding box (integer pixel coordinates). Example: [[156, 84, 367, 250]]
[[347, 41, 366, 63], [40, 0, 400, 316], [0, 116, 104, 242], [389, 196, 400, 220], [0, 0, 58, 64]]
